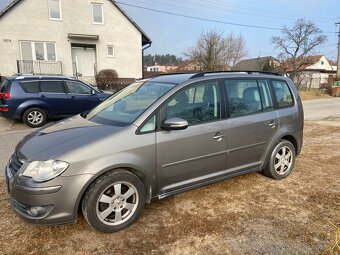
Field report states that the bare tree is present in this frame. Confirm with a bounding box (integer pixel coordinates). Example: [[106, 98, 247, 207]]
[[184, 30, 247, 71], [271, 19, 327, 86]]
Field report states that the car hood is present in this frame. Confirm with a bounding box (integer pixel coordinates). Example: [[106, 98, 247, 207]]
[[16, 115, 123, 161]]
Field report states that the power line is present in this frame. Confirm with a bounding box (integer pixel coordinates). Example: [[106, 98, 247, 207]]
[[115, 1, 282, 31], [115, 1, 337, 34]]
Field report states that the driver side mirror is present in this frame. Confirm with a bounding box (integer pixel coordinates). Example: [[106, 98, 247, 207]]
[[161, 118, 188, 130], [91, 89, 97, 95]]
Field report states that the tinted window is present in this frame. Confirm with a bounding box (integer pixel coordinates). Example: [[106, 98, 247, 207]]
[[66, 81, 91, 94], [165, 81, 221, 125], [225, 80, 262, 117], [40, 81, 64, 93], [0, 79, 11, 93], [20, 82, 39, 93], [272, 81, 293, 108]]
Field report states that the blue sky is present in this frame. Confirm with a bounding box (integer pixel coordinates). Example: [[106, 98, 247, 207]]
[[116, 0, 340, 61]]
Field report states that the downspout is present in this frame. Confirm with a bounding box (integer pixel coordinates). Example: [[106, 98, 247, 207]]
[[142, 42, 152, 79]]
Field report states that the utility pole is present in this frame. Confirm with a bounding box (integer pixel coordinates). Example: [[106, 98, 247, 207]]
[[336, 22, 340, 80]]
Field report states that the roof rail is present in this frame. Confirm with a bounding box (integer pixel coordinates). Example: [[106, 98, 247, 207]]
[[190, 70, 282, 79]]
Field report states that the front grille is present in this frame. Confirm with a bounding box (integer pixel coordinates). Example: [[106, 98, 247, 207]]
[[9, 153, 23, 176]]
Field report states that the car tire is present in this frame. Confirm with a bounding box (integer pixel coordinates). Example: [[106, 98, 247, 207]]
[[22, 107, 47, 128], [82, 169, 146, 233], [262, 140, 296, 180]]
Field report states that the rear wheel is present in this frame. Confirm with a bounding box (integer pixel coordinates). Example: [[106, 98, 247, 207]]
[[22, 108, 47, 128], [263, 140, 296, 180], [82, 169, 146, 233]]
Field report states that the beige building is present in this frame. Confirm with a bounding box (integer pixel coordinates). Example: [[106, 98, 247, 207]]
[[0, 0, 151, 80]]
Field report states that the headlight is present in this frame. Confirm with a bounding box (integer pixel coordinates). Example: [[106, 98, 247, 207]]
[[21, 160, 69, 182]]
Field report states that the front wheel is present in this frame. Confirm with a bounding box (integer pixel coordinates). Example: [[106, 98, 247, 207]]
[[263, 140, 296, 180], [82, 169, 146, 233]]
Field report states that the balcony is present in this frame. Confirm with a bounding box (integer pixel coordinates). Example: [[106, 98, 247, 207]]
[[17, 60, 62, 75]]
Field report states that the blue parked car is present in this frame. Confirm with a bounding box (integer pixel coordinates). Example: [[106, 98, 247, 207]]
[[0, 75, 110, 127]]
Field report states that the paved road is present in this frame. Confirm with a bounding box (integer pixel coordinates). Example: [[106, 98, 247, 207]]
[[1, 97, 340, 177], [303, 97, 340, 121]]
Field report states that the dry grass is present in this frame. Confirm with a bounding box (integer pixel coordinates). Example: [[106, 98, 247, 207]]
[[0, 121, 339, 255], [299, 90, 332, 101]]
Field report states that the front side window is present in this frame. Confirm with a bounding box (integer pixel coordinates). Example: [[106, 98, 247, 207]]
[[40, 81, 64, 93], [92, 3, 104, 24], [140, 115, 156, 133], [272, 81, 294, 108], [86, 81, 175, 126], [48, 0, 62, 20], [225, 80, 262, 117], [66, 81, 91, 94], [164, 81, 221, 125]]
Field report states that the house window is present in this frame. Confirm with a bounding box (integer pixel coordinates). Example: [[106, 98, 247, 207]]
[[107, 45, 114, 57], [92, 3, 104, 24], [20, 41, 57, 61], [48, 0, 62, 20], [21, 42, 33, 60]]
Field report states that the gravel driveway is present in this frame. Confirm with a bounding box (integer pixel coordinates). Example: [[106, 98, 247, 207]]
[[0, 98, 339, 254]]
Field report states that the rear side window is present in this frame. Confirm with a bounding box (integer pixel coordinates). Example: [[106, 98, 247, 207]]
[[272, 81, 293, 108], [225, 80, 262, 117], [40, 81, 65, 93], [20, 81, 39, 93], [0, 79, 11, 93]]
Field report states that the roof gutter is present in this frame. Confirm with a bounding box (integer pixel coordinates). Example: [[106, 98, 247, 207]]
[[142, 42, 152, 79]]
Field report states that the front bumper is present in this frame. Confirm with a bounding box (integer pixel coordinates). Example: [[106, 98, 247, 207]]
[[5, 164, 93, 225]]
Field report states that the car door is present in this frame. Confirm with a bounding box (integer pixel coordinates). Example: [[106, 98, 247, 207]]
[[65, 80, 102, 114], [156, 80, 228, 195], [39, 80, 70, 116], [225, 79, 279, 172]]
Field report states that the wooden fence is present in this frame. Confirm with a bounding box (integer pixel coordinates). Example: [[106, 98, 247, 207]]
[[97, 78, 136, 92]]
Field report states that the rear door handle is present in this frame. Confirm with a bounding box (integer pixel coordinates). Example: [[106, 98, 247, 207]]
[[268, 121, 277, 128], [213, 132, 225, 141]]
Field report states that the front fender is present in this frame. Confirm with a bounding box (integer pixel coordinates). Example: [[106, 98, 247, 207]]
[[62, 151, 157, 219]]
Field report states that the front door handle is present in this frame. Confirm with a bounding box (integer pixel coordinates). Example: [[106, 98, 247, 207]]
[[213, 132, 225, 141]]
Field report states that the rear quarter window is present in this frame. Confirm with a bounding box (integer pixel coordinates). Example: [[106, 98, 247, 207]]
[[0, 79, 11, 93], [20, 81, 39, 93], [272, 81, 294, 108]]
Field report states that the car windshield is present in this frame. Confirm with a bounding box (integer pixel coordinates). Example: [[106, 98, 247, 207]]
[[86, 80, 176, 126]]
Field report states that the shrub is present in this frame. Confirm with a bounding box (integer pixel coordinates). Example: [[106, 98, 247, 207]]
[[95, 69, 118, 90]]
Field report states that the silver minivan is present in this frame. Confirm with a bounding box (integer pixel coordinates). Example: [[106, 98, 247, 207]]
[[5, 71, 304, 232]]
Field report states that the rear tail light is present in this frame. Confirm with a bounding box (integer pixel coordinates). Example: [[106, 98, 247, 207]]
[[0, 107, 9, 112], [0, 92, 10, 99]]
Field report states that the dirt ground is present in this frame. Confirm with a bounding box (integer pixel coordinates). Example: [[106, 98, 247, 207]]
[[0, 120, 339, 255]]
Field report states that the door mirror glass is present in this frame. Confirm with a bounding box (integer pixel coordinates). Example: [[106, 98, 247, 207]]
[[91, 89, 96, 95], [162, 118, 188, 130]]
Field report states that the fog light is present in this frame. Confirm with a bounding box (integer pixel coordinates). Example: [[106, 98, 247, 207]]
[[28, 206, 47, 217]]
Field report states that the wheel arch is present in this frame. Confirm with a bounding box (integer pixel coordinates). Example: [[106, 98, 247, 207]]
[[17, 101, 51, 119], [74, 166, 153, 220], [262, 133, 299, 171]]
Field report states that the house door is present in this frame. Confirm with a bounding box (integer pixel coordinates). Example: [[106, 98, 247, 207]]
[[71, 46, 96, 77]]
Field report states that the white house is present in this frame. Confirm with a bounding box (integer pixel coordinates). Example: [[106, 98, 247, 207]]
[[0, 0, 151, 80], [283, 55, 337, 89]]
